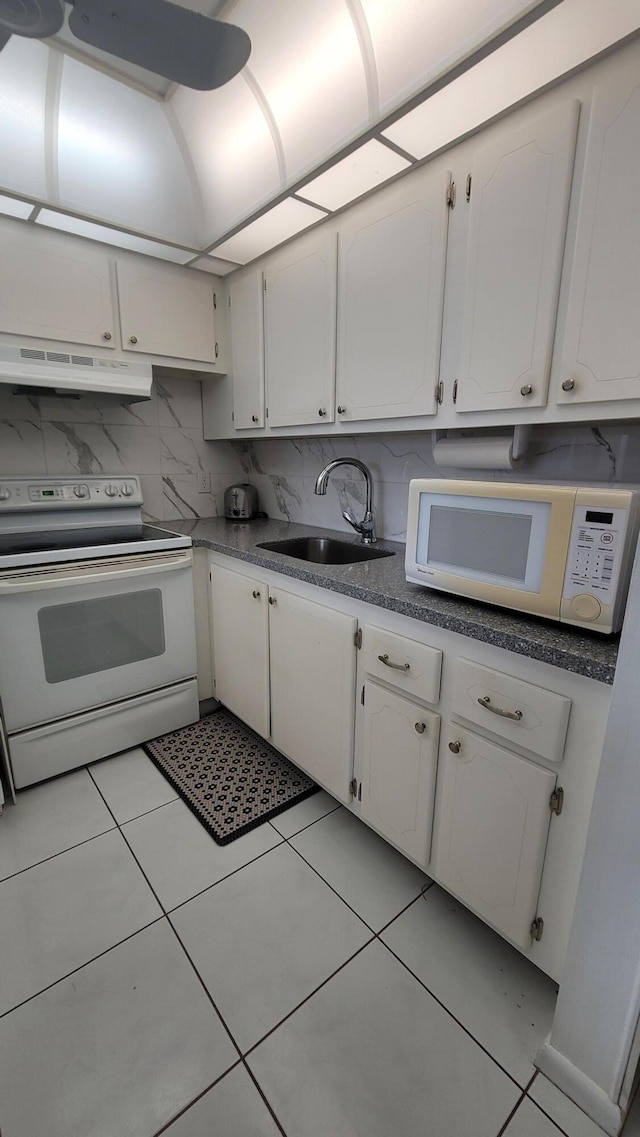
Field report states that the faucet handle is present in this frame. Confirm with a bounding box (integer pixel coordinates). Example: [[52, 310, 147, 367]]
[[342, 509, 362, 533]]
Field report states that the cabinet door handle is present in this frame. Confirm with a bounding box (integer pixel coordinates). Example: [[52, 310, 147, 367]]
[[448, 740, 461, 754], [102, 331, 112, 341], [268, 596, 277, 605], [318, 408, 326, 417], [251, 414, 259, 423], [414, 722, 426, 734], [520, 383, 533, 397], [561, 377, 575, 392], [337, 405, 346, 414], [477, 695, 523, 721], [378, 653, 410, 672], [252, 589, 260, 599], [129, 335, 138, 344]]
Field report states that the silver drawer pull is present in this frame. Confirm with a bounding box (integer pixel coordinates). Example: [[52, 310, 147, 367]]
[[378, 653, 410, 672], [414, 722, 426, 734], [477, 696, 523, 722]]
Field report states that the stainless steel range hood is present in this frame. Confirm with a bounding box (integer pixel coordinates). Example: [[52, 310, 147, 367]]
[[0, 343, 152, 401]]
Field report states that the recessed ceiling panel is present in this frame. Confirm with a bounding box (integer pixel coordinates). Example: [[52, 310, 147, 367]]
[[57, 56, 201, 245], [0, 38, 48, 199], [233, 0, 370, 183], [382, 0, 634, 161], [301, 139, 411, 211], [212, 198, 325, 264], [35, 210, 195, 263], [362, 0, 549, 115], [0, 195, 35, 221], [172, 74, 282, 242]]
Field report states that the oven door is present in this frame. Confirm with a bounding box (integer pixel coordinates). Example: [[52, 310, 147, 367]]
[[0, 550, 197, 733]]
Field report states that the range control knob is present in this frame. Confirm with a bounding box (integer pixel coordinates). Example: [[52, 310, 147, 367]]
[[74, 485, 88, 499], [0, 487, 10, 501], [121, 483, 135, 497], [105, 484, 119, 498]]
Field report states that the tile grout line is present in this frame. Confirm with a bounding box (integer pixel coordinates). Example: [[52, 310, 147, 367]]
[[268, 800, 341, 840], [494, 1086, 528, 1137], [377, 934, 530, 1094], [0, 821, 118, 884], [0, 913, 166, 1021], [149, 1063, 244, 1137]]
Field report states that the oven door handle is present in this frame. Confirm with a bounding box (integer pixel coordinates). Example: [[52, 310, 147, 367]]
[[0, 551, 192, 593]]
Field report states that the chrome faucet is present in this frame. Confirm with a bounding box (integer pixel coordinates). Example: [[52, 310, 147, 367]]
[[314, 457, 377, 544]]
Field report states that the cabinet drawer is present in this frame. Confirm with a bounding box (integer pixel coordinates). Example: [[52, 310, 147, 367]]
[[451, 658, 571, 763], [362, 625, 442, 704]]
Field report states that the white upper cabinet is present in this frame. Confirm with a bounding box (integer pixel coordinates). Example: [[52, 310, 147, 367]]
[[265, 230, 337, 428], [336, 166, 449, 422], [455, 101, 580, 413], [0, 221, 115, 349], [229, 269, 265, 430], [116, 259, 218, 363], [556, 60, 640, 406]]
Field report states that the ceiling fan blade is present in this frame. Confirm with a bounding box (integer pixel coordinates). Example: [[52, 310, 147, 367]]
[[0, 0, 64, 37], [68, 0, 251, 90]]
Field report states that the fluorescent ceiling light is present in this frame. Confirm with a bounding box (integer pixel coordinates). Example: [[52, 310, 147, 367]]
[[192, 255, 240, 276], [300, 139, 412, 211], [34, 210, 195, 263], [0, 195, 34, 220], [381, 0, 634, 161], [211, 198, 326, 265]]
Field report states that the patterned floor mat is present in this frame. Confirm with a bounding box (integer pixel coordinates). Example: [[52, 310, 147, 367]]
[[144, 709, 319, 845]]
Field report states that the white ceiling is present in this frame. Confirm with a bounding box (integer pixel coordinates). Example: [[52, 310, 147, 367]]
[[0, 0, 635, 271]]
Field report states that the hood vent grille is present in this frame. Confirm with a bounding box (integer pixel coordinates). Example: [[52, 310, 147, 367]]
[[1, 342, 153, 401], [20, 348, 96, 368]]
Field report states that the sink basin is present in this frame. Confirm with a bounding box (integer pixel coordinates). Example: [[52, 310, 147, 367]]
[[256, 537, 395, 565]]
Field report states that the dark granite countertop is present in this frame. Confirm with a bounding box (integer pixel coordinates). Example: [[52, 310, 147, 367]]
[[166, 516, 618, 684]]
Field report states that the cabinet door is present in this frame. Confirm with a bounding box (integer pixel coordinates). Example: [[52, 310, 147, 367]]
[[336, 167, 449, 422], [117, 260, 217, 363], [265, 231, 337, 427], [229, 270, 265, 429], [209, 563, 270, 738], [556, 61, 640, 405], [0, 223, 115, 348], [360, 681, 440, 868], [433, 725, 556, 948], [456, 101, 579, 413], [269, 587, 357, 804]]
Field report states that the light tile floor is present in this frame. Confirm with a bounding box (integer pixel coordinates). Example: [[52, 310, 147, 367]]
[[0, 747, 637, 1137]]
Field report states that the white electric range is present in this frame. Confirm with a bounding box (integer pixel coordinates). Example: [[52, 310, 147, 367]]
[[0, 476, 199, 793]]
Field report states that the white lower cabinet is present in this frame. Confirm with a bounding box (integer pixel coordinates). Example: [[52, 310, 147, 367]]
[[360, 681, 440, 867], [269, 587, 357, 804], [208, 551, 610, 979], [209, 561, 357, 802], [209, 563, 270, 738], [433, 724, 558, 949]]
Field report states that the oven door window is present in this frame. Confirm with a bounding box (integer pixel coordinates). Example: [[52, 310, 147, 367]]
[[38, 589, 165, 683]]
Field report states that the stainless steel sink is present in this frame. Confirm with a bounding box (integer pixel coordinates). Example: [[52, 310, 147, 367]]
[[256, 537, 395, 565]]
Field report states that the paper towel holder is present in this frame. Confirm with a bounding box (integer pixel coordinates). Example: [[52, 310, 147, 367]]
[[432, 425, 532, 469]]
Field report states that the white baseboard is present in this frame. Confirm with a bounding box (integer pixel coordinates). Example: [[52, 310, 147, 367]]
[[536, 1041, 623, 1136]]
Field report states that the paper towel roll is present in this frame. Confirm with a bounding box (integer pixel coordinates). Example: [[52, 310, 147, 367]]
[[432, 435, 521, 471]]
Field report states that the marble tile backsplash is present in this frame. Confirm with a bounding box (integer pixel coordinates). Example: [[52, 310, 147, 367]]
[[0, 377, 244, 522], [2, 376, 640, 537], [232, 424, 640, 542]]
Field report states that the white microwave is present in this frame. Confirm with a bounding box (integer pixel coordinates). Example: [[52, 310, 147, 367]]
[[405, 480, 640, 634]]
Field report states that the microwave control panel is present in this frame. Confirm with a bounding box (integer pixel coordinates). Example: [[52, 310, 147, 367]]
[[563, 504, 630, 601]]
